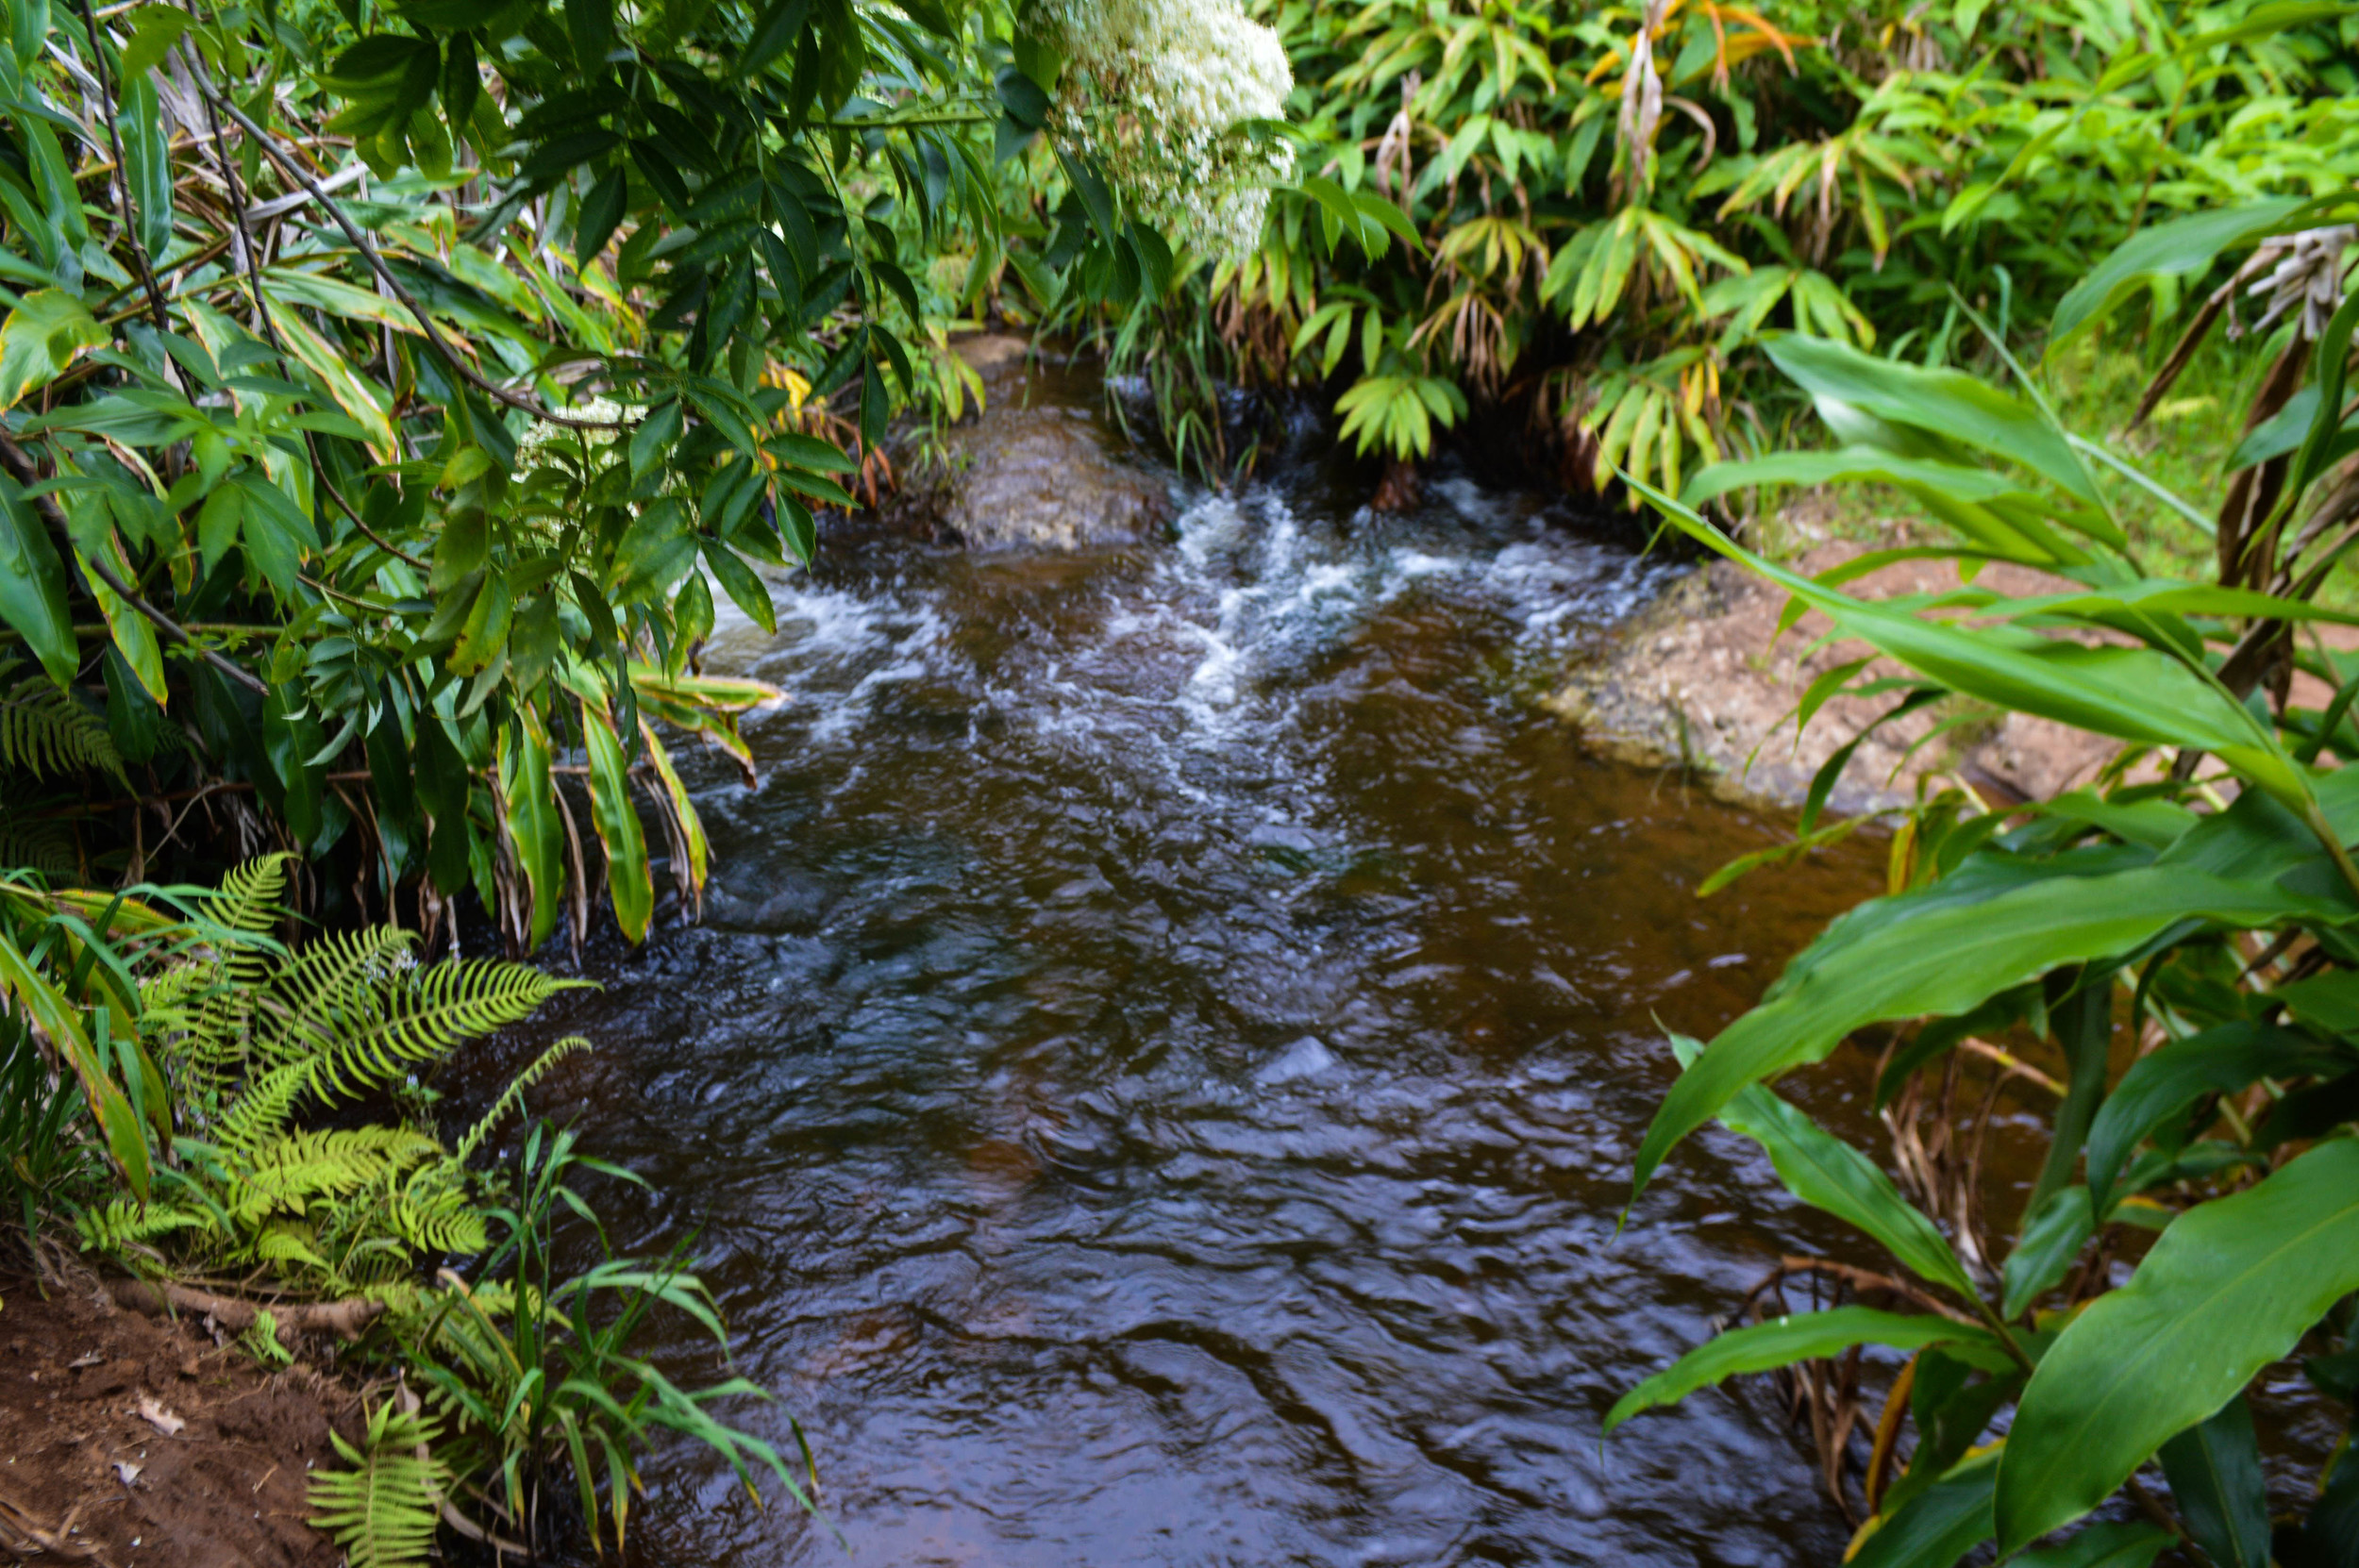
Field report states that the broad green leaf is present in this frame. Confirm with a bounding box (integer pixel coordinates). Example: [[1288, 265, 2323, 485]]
[[119, 5, 192, 79], [263, 299, 400, 460], [1605, 1306, 1995, 1434], [2158, 1395, 2268, 1568], [2051, 207, 2304, 349], [577, 694, 653, 943], [0, 475, 77, 686], [78, 538, 166, 706], [1851, 1447, 1999, 1568], [1996, 1139, 2359, 1553], [2012, 1522, 2173, 1568], [1673, 1032, 1981, 1300], [504, 716, 567, 954], [1621, 475, 2306, 808], [2083, 1023, 2342, 1208], [1634, 866, 2342, 1196], [0, 928, 148, 1201], [2001, 1186, 2093, 1319], [0, 289, 106, 410], [639, 721, 708, 894], [1765, 335, 2103, 513], [261, 269, 427, 337], [1683, 448, 2087, 568]]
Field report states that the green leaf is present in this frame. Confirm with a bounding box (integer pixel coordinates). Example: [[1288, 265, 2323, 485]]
[[630, 397, 683, 477], [0, 289, 106, 410], [702, 541, 774, 634], [577, 694, 652, 942], [1851, 1447, 1999, 1568], [122, 4, 194, 79], [503, 717, 565, 954], [2158, 1395, 2269, 1568], [2011, 1521, 2173, 1568], [567, 0, 615, 68], [1996, 1139, 2359, 1553], [118, 76, 173, 262], [0, 476, 77, 686], [2001, 1186, 2093, 1320], [1633, 865, 2339, 1197], [2084, 1023, 2341, 1208], [1765, 335, 2104, 514], [2049, 199, 2306, 350], [0, 928, 148, 1202], [1672, 1032, 1981, 1300], [1606, 1306, 1994, 1434]]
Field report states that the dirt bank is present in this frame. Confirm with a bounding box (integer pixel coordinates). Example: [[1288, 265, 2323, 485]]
[[0, 1271, 351, 1568], [1549, 542, 2123, 813]]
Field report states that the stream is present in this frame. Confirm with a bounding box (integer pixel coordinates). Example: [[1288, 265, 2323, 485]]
[[462, 397, 1908, 1566]]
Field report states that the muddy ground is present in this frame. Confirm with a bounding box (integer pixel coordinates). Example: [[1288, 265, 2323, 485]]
[[0, 1270, 352, 1568]]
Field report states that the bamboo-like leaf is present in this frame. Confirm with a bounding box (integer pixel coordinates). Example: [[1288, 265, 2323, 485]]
[[577, 694, 653, 942], [1606, 1306, 1995, 1433], [1850, 1447, 1999, 1568], [1672, 1032, 1981, 1299], [1996, 1139, 2359, 1553]]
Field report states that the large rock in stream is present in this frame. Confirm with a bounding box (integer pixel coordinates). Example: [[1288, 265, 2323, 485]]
[[916, 335, 1174, 552]]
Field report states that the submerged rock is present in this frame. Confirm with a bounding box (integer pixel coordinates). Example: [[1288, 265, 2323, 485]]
[[1254, 1035, 1337, 1086], [916, 337, 1175, 553]]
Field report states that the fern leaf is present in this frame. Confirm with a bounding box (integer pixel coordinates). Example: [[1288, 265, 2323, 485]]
[[309, 1400, 448, 1568], [0, 675, 125, 783], [454, 1037, 590, 1163], [265, 959, 585, 1109], [75, 1198, 207, 1255], [247, 926, 416, 1073], [0, 809, 79, 881], [385, 1164, 488, 1256]]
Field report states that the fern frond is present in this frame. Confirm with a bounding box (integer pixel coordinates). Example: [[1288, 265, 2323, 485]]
[[454, 1037, 590, 1163], [384, 1164, 489, 1257], [248, 926, 417, 1073], [230, 1126, 442, 1209], [208, 854, 293, 943], [252, 1225, 332, 1272], [309, 1400, 448, 1568], [263, 959, 586, 1108], [76, 1198, 208, 1255], [0, 810, 78, 881], [0, 676, 125, 783]]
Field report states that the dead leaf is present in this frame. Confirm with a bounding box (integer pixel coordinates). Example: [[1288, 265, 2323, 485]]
[[66, 1352, 103, 1370], [134, 1396, 183, 1436], [113, 1460, 142, 1486]]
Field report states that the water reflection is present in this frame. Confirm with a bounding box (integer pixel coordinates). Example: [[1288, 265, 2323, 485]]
[[462, 451, 1894, 1566]]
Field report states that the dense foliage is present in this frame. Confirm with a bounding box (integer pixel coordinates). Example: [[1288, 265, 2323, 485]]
[[1617, 197, 2359, 1567], [0, 0, 1278, 1558], [1083, 0, 2359, 494]]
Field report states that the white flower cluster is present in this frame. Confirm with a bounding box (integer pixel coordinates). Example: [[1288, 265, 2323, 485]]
[[1035, 0, 1295, 259]]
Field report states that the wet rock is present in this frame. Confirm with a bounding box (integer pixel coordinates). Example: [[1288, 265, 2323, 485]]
[[1255, 1036, 1337, 1086], [921, 338, 1175, 553], [1550, 544, 2121, 813]]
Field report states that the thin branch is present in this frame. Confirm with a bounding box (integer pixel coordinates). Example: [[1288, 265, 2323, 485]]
[[200, 91, 620, 430]]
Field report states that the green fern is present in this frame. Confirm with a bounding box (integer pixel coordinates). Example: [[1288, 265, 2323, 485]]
[[454, 1037, 589, 1162], [0, 672, 125, 784], [91, 859, 593, 1296], [0, 809, 78, 880], [309, 1399, 449, 1568]]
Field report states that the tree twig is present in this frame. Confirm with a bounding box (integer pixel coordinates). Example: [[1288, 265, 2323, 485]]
[[198, 90, 620, 430]]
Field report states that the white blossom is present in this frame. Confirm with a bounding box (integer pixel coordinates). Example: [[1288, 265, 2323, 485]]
[[1035, 0, 1295, 259]]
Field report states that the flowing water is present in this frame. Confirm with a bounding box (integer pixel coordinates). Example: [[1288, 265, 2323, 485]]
[[462, 397, 1907, 1566]]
